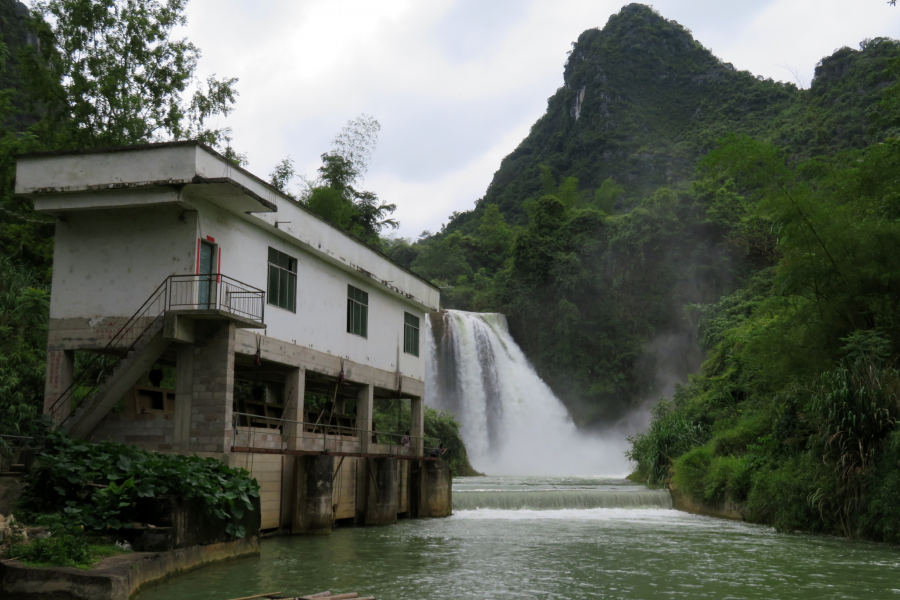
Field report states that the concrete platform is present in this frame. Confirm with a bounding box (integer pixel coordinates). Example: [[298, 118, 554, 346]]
[[0, 536, 260, 600]]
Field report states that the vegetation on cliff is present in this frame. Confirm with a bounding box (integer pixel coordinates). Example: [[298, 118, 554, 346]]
[[386, 4, 900, 428], [627, 133, 900, 540]]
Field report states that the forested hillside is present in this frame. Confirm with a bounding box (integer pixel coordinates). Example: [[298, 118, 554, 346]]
[[386, 4, 900, 426]]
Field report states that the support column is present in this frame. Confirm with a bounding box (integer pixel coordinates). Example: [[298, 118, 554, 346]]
[[418, 460, 452, 518], [282, 368, 305, 451], [189, 321, 236, 454], [281, 367, 305, 529], [354, 383, 374, 523], [174, 344, 193, 451], [410, 396, 425, 459], [44, 349, 74, 424], [366, 458, 399, 525], [291, 454, 334, 535]]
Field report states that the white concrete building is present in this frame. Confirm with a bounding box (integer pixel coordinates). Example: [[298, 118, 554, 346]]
[[20, 141, 449, 533]]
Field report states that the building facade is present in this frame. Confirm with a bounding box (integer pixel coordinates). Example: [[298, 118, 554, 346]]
[[20, 141, 449, 532]]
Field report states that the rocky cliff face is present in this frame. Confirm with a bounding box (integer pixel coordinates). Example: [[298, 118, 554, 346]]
[[449, 3, 899, 232]]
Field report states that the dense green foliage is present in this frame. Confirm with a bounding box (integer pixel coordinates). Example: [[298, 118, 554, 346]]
[[4, 513, 128, 568], [19, 432, 260, 538], [627, 132, 900, 540], [0, 256, 49, 438], [0, 0, 241, 435], [389, 4, 900, 427], [270, 114, 400, 247]]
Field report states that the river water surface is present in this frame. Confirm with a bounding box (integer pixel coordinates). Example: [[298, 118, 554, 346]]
[[137, 476, 900, 600]]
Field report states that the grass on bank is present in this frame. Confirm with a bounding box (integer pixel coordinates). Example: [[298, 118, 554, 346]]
[[3, 515, 131, 569]]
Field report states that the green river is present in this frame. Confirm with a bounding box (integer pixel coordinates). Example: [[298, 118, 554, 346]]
[[137, 476, 900, 600]]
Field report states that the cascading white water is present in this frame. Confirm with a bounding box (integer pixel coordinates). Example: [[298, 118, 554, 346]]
[[425, 310, 632, 476]]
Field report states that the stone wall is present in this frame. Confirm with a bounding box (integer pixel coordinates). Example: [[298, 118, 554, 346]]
[[89, 412, 174, 452]]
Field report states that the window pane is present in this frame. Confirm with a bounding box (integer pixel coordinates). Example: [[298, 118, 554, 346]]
[[268, 247, 278, 264], [360, 289, 368, 306], [279, 269, 288, 308], [347, 299, 353, 334], [360, 305, 367, 338], [287, 273, 296, 312], [413, 327, 419, 356], [268, 265, 279, 305], [288, 257, 297, 273]]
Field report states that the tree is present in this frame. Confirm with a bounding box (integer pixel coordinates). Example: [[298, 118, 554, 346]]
[[298, 116, 398, 245], [26, 0, 239, 151], [269, 156, 296, 198], [330, 113, 380, 184]]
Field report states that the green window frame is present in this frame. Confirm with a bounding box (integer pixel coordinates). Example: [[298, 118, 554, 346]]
[[347, 285, 368, 338], [404, 312, 420, 357], [267, 247, 297, 312]]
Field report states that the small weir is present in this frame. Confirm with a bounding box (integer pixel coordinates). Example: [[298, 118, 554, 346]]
[[453, 488, 673, 511]]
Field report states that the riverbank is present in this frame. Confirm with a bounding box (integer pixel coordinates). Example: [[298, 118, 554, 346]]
[[0, 536, 259, 600]]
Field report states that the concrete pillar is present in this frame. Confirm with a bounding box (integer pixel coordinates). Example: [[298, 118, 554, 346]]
[[44, 349, 74, 423], [282, 368, 305, 451], [189, 321, 236, 454], [354, 383, 374, 524], [291, 454, 334, 535], [418, 460, 452, 518], [280, 368, 305, 529], [365, 458, 399, 525], [410, 396, 425, 458], [174, 344, 193, 451]]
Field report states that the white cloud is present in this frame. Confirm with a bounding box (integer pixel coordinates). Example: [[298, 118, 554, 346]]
[[180, 0, 900, 237]]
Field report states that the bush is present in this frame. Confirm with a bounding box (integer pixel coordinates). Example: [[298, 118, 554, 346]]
[[671, 444, 713, 500], [860, 429, 900, 542], [626, 401, 708, 484], [703, 455, 744, 503], [424, 407, 480, 477], [807, 359, 900, 530], [745, 455, 823, 533], [20, 432, 260, 538]]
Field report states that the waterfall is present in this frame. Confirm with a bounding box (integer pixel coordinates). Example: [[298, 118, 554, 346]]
[[425, 310, 632, 476]]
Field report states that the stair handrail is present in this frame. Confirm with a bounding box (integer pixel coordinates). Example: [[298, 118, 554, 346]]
[[47, 277, 171, 426]]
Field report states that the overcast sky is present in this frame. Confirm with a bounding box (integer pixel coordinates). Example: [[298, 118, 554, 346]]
[[180, 0, 900, 238]]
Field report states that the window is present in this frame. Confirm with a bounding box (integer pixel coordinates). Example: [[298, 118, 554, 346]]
[[404, 312, 420, 356], [267, 247, 297, 312], [347, 285, 368, 337]]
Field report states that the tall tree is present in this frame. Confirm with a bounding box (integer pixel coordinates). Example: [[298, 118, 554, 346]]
[[26, 0, 240, 150]]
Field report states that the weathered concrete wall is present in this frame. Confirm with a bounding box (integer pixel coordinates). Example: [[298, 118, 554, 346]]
[[24, 142, 438, 385], [47, 204, 197, 320], [131, 495, 260, 552], [365, 458, 399, 526], [192, 199, 428, 380], [231, 454, 283, 531], [292, 455, 334, 535], [89, 412, 174, 452], [0, 536, 259, 600], [418, 460, 452, 518], [190, 321, 235, 453], [332, 456, 357, 521]]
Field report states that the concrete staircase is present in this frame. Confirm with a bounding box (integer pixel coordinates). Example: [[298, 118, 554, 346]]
[[65, 318, 172, 440]]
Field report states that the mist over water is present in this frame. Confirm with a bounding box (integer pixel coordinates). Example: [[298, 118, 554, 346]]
[[425, 310, 632, 476]]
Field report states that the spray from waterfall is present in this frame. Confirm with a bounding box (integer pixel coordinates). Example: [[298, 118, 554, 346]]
[[426, 310, 632, 476]]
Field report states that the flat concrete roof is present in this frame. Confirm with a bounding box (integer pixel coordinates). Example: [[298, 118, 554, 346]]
[[16, 141, 440, 295]]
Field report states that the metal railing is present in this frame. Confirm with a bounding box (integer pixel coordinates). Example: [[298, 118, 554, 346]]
[[47, 274, 265, 426], [168, 274, 265, 323], [231, 412, 442, 458]]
